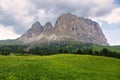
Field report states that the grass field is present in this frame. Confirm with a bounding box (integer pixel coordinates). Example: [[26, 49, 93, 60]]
[[0, 54, 120, 80]]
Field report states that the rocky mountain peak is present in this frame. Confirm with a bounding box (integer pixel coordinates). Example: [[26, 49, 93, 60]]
[[18, 21, 43, 41], [54, 13, 84, 36], [18, 13, 109, 45], [43, 22, 53, 32], [54, 13, 108, 45], [31, 21, 43, 32]]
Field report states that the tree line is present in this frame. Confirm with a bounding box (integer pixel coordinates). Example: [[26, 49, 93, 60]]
[[0, 42, 120, 59]]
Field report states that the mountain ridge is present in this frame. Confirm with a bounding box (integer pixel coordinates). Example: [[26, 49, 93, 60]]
[[18, 13, 109, 45]]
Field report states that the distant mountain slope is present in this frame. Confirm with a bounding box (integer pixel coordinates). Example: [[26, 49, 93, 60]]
[[0, 39, 23, 46], [18, 13, 109, 45]]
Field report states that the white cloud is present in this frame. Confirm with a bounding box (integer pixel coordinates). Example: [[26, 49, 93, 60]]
[[0, 0, 35, 33], [98, 8, 120, 24], [36, 9, 60, 25], [0, 0, 117, 29], [0, 24, 20, 40], [34, 0, 115, 17], [90, 7, 120, 24]]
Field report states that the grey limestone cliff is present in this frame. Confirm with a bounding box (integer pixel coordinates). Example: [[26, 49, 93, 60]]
[[18, 13, 109, 45]]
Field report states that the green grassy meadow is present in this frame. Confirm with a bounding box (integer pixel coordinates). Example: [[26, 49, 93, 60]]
[[0, 54, 120, 80]]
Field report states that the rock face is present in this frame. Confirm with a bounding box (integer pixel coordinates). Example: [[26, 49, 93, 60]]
[[43, 22, 52, 32], [18, 21, 43, 41], [54, 13, 108, 45], [18, 13, 109, 45]]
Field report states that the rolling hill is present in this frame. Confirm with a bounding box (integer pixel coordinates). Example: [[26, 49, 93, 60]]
[[0, 54, 119, 80]]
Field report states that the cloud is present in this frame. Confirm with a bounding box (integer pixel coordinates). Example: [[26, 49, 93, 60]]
[[0, 24, 20, 40], [0, 0, 120, 45], [28, 0, 118, 25], [94, 8, 120, 24], [0, 0, 35, 34], [30, 0, 115, 17], [0, 0, 118, 30]]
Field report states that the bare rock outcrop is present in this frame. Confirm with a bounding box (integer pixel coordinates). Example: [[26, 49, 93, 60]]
[[18, 13, 109, 45], [54, 13, 108, 45], [18, 21, 43, 41]]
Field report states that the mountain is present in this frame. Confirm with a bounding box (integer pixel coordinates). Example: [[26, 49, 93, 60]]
[[18, 21, 43, 41], [43, 22, 53, 32], [18, 13, 108, 45]]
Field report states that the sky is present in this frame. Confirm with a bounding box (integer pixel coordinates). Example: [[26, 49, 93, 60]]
[[0, 0, 120, 45]]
